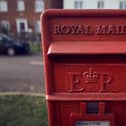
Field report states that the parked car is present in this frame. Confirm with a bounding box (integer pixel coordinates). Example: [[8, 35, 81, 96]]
[[0, 34, 30, 56]]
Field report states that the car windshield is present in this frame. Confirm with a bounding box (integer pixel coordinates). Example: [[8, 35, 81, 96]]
[[5, 36, 12, 41], [1, 34, 15, 44], [0, 34, 22, 44]]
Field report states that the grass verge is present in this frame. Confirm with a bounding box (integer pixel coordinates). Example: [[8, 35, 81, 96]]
[[0, 95, 48, 126]]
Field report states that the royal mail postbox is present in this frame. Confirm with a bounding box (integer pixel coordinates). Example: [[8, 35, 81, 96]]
[[41, 10, 126, 126]]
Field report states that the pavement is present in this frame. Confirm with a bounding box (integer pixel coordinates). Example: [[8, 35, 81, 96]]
[[0, 53, 45, 93]]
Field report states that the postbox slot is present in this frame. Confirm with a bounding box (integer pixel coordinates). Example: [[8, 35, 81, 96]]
[[48, 41, 126, 55], [51, 54, 126, 64], [86, 102, 99, 114]]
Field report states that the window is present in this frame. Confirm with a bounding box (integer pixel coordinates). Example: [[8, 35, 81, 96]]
[[16, 19, 28, 33], [0, 0, 8, 12], [0, 20, 10, 34], [97, 0, 104, 9], [74, 0, 83, 9], [35, 21, 41, 33], [120, 1, 126, 9], [35, 0, 44, 12], [17, 0, 25, 11]]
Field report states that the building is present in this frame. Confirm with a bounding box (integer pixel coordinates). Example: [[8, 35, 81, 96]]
[[63, 0, 126, 9], [45, 0, 63, 9], [3, 0, 126, 39], [0, 0, 63, 40]]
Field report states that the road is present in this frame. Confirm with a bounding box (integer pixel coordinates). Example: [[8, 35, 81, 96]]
[[0, 54, 45, 93]]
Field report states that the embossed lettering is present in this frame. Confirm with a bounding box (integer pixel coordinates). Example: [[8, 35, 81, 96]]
[[96, 25, 126, 35], [107, 25, 116, 34], [99, 73, 112, 92], [69, 72, 84, 92], [54, 24, 126, 35], [54, 25, 93, 35], [119, 25, 126, 34], [54, 25, 61, 34], [71, 25, 79, 34], [68, 68, 113, 92], [83, 68, 99, 84]]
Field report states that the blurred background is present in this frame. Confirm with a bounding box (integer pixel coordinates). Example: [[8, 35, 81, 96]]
[[0, 0, 125, 125]]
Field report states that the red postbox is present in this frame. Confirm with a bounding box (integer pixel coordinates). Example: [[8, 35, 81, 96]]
[[41, 10, 126, 126]]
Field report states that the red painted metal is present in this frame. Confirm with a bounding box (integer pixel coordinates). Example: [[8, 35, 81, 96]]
[[41, 10, 126, 126]]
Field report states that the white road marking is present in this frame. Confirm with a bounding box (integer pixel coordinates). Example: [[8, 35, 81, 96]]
[[29, 61, 43, 65]]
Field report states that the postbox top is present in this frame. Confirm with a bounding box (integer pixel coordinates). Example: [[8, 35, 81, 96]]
[[41, 9, 126, 55], [42, 9, 126, 17]]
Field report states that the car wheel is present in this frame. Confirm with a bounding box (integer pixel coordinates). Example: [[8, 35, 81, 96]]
[[7, 48, 15, 56]]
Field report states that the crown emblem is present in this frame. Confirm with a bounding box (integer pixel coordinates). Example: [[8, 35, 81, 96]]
[[83, 68, 99, 84]]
